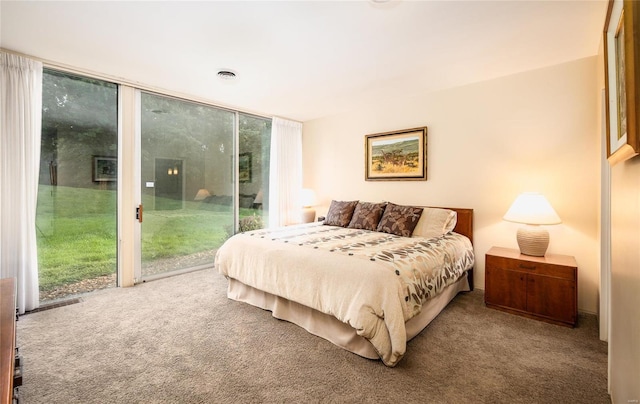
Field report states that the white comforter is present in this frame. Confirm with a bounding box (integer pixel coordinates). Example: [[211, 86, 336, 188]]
[[214, 222, 474, 366]]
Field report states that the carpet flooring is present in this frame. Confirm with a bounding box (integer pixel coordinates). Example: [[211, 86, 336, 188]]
[[16, 268, 609, 403]]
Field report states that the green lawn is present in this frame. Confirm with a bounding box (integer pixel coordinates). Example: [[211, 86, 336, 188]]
[[36, 185, 261, 291]]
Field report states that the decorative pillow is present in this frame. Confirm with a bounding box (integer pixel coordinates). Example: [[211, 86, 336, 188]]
[[324, 200, 359, 227], [347, 202, 387, 231], [412, 208, 457, 239], [376, 203, 423, 237]]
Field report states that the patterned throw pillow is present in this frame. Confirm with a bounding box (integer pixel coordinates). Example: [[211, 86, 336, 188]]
[[324, 200, 359, 227], [348, 202, 387, 231], [376, 203, 424, 237]]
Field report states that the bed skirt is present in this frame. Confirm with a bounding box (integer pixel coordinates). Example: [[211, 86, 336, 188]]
[[226, 271, 471, 360]]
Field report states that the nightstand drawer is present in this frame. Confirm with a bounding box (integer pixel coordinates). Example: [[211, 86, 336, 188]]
[[487, 255, 575, 280], [485, 246, 578, 327]]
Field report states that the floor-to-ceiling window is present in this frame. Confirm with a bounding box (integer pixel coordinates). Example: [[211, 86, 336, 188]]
[[139, 97, 272, 279], [37, 69, 118, 302], [140, 92, 236, 279], [238, 113, 271, 229], [36, 69, 272, 299]]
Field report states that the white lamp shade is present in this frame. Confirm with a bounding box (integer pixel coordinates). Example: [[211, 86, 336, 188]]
[[194, 188, 211, 201], [301, 188, 317, 207], [503, 192, 561, 225], [254, 189, 263, 204]]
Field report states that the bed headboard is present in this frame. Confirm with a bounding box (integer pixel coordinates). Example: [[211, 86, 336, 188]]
[[439, 207, 473, 290]]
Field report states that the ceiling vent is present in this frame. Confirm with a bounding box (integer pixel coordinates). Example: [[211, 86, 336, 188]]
[[217, 70, 237, 80]]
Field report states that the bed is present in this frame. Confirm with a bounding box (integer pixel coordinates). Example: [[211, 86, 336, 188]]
[[214, 201, 475, 367]]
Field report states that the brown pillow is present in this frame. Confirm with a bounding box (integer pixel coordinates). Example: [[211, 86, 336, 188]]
[[348, 202, 387, 231], [376, 203, 424, 237], [324, 200, 359, 227]]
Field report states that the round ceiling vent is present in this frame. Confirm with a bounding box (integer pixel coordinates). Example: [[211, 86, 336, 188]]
[[217, 70, 237, 80]]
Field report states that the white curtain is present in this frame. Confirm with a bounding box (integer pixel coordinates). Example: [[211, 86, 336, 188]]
[[0, 52, 42, 313], [269, 117, 303, 227]]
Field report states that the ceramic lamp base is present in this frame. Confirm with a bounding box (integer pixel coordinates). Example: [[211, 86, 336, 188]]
[[301, 208, 316, 223], [516, 225, 549, 257]]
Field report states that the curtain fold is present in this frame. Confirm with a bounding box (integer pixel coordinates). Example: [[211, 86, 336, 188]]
[[268, 117, 302, 227], [0, 52, 43, 313]]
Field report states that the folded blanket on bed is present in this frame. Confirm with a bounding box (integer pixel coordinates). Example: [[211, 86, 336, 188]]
[[214, 222, 474, 366]]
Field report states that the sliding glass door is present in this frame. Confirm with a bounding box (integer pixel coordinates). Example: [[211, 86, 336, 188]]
[[238, 113, 271, 229], [36, 70, 273, 292], [37, 69, 118, 302], [139, 93, 236, 279]]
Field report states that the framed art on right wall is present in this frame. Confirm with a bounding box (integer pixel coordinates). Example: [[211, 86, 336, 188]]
[[604, 0, 640, 166]]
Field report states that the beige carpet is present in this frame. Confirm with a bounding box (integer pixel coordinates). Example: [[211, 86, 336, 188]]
[[16, 268, 609, 403]]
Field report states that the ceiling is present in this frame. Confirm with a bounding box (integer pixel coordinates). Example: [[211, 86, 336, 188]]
[[1, 1, 608, 122]]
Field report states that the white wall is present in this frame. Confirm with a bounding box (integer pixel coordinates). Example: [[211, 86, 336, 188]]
[[303, 57, 600, 314], [597, 10, 640, 394], [609, 159, 640, 402]]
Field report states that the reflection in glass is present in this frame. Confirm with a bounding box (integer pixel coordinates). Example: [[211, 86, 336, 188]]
[[37, 69, 118, 302], [139, 97, 272, 278], [140, 93, 237, 278], [239, 113, 271, 229]]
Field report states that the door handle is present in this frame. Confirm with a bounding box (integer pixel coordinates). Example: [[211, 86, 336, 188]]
[[136, 204, 143, 223]]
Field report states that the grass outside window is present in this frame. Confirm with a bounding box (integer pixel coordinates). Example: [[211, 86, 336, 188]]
[[37, 185, 260, 292]]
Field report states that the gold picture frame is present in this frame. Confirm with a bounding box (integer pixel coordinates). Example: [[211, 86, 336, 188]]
[[93, 156, 117, 182], [604, 0, 639, 165], [365, 127, 427, 181]]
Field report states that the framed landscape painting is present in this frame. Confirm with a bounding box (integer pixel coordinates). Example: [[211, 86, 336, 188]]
[[93, 156, 117, 182], [365, 127, 427, 181], [604, 0, 639, 165]]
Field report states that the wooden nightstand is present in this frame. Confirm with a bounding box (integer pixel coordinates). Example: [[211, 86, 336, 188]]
[[484, 246, 578, 327]]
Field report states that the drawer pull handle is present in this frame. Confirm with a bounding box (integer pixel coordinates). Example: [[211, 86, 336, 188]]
[[519, 264, 536, 270]]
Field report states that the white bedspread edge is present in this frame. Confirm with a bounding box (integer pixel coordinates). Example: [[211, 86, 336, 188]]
[[226, 271, 471, 361]]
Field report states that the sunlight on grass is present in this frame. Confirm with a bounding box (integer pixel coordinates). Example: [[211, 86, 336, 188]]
[[37, 185, 260, 291]]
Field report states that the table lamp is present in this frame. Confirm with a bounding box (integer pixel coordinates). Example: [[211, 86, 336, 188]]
[[194, 188, 211, 201], [301, 188, 317, 223], [503, 192, 561, 256], [253, 189, 264, 209]]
